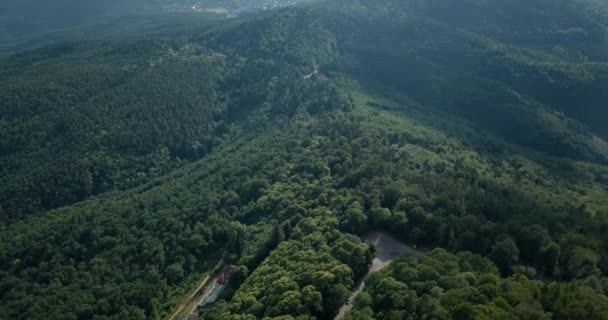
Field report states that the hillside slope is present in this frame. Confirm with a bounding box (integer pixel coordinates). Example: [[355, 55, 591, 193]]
[[1, 0, 608, 319], [324, 0, 608, 161], [0, 40, 227, 222], [4, 0, 608, 221], [3, 83, 608, 319]]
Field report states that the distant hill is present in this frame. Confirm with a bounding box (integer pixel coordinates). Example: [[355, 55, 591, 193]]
[[327, 0, 608, 161], [0, 13, 224, 54], [0, 0, 316, 48]]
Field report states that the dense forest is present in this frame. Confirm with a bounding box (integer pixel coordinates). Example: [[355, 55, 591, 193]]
[[347, 249, 608, 320], [1, 0, 608, 319]]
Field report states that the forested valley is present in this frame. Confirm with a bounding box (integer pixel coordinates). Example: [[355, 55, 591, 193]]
[[1, 0, 608, 319]]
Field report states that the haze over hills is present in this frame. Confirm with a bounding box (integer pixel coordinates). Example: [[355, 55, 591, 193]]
[[0, 0, 315, 47], [1, 0, 608, 319]]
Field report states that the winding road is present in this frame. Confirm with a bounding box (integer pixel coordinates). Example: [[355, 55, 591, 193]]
[[334, 232, 425, 320]]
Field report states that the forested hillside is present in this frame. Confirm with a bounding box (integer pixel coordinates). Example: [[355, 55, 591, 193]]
[[1, 0, 608, 319], [0, 40, 227, 222], [325, 0, 608, 161], [347, 250, 608, 320]]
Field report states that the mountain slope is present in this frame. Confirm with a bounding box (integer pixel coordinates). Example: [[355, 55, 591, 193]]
[[0, 2, 345, 223], [1, 0, 608, 319], [5, 0, 608, 222], [2, 84, 608, 319], [0, 40, 228, 222], [323, 0, 608, 161]]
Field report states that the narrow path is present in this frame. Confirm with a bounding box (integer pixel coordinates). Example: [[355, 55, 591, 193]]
[[334, 232, 425, 320], [167, 275, 211, 320], [304, 64, 319, 79], [167, 256, 225, 320], [304, 69, 318, 79]]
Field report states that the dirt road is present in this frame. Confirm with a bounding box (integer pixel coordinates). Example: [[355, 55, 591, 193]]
[[334, 231, 424, 320], [167, 256, 225, 320], [167, 274, 211, 320], [365, 231, 424, 272]]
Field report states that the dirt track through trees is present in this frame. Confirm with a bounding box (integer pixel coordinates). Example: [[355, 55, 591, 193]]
[[167, 255, 225, 320], [334, 232, 424, 320]]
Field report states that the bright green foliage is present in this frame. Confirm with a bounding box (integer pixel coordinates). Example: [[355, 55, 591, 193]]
[[348, 249, 608, 320], [216, 217, 370, 319]]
